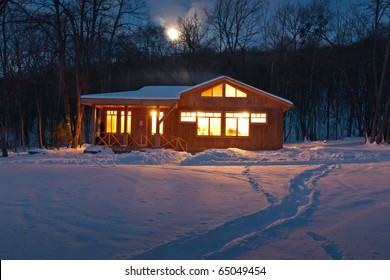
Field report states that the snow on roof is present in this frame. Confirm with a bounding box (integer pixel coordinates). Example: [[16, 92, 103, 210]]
[[82, 86, 191, 100]]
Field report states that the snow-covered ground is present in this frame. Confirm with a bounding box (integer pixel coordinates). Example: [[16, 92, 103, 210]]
[[1, 138, 390, 259]]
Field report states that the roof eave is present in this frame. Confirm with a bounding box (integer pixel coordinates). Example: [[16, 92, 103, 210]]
[[81, 97, 178, 106]]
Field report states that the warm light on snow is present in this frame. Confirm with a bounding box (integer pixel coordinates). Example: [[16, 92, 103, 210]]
[[166, 27, 180, 41]]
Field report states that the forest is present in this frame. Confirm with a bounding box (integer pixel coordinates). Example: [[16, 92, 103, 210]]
[[1, 0, 390, 157]]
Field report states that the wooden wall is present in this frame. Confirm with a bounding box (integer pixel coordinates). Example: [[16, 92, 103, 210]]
[[174, 86, 287, 151]]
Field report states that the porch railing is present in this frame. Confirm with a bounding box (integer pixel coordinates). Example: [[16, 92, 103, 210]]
[[95, 133, 188, 152], [160, 134, 188, 152]]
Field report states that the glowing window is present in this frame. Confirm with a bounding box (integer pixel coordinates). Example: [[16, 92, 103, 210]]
[[251, 113, 267, 123], [106, 110, 117, 133], [197, 112, 221, 136], [181, 112, 196, 122], [151, 111, 164, 134], [225, 84, 247, 98], [120, 111, 131, 133], [236, 89, 247, 97], [202, 89, 212, 96], [225, 112, 249, 136], [225, 118, 237, 136], [201, 84, 223, 97]]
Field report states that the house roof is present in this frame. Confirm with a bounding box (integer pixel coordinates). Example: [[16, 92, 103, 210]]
[[81, 76, 293, 109], [81, 86, 191, 106]]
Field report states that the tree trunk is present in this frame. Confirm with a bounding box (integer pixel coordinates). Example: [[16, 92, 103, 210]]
[[72, 105, 84, 148], [371, 20, 390, 143], [386, 121, 390, 145], [1, 121, 7, 157], [378, 95, 390, 144], [1, 7, 8, 157], [36, 97, 43, 149], [63, 78, 73, 147], [72, 65, 84, 149], [54, 0, 73, 148], [19, 103, 26, 152]]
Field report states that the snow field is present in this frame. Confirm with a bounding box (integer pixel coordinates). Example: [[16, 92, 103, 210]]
[[1, 138, 390, 259]]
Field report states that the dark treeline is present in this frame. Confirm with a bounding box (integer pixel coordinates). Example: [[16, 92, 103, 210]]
[[1, 0, 390, 156]]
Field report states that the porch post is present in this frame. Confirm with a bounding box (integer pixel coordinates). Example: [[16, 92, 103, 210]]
[[124, 105, 128, 145], [92, 105, 96, 145], [155, 106, 161, 147]]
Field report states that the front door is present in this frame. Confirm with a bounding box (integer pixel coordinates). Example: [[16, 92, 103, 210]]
[[134, 114, 148, 146]]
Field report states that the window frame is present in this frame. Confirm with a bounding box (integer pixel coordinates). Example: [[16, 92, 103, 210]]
[[201, 84, 223, 97], [225, 84, 247, 98], [200, 83, 247, 98], [106, 110, 118, 133], [151, 111, 164, 135], [180, 111, 197, 123], [120, 110, 132, 133], [196, 112, 222, 137], [225, 112, 250, 137], [250, 113, 267, 124]]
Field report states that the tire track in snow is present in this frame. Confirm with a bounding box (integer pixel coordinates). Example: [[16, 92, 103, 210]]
[[242, 166, 278, 204], [130, 164, 336, 260]]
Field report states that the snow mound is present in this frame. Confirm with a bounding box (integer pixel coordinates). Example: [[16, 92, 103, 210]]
[[181, 148, 259, 166], [182, 139, 390, 166], [84, 145, 114, 155], [116, 149, 190, 165], [2, 138, 390, 166]]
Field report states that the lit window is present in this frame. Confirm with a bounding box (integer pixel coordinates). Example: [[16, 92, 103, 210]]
[[225, 84, 247, 97], [225, 118, 237, 136], [225, 112, 249, 136], [236, 89, 247, 97], [225, 84, 235, 97], [120, 111, 131, 133], [197, 112, 221, 136], [151, 111, 164, 134], [201, 84, 223, 97], [181, 112, 196, 122], [251, 113, 267, 123], [201, 89, 212, 96], [106, 110, 117, 133]]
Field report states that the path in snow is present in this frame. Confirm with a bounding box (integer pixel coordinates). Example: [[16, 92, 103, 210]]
[[306, 231, 353, 260], [132, 164, 334, 259], [237, 162, 390, 260], [242, 166, 278, 204]]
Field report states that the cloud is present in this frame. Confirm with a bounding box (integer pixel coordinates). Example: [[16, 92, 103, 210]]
[[145, 0, 213, 27]]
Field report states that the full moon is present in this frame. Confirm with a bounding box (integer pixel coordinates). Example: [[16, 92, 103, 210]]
[[166, 27, 180, 41]]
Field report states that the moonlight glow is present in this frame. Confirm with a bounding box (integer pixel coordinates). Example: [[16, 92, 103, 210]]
[[166, 27, 180, 41]]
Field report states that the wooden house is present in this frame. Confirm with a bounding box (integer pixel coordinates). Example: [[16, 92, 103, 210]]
[[81, 76, 293, 152]]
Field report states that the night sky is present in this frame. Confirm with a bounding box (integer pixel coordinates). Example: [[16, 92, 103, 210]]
[[144, 0, 357, 30], [144, 0, 213, 28]]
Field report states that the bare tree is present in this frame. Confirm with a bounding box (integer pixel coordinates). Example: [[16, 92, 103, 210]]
[[177, 12, 205, 56], [132, 22, 170, 63], [205, 0, 266, 70], [22, 0, 148, 148], [0, 0, 11, 156], [367, 0, 390, 143]]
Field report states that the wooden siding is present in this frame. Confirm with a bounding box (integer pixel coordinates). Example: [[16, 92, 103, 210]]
[[172, 108, 284, 151], [175, 81, 288, 151]]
